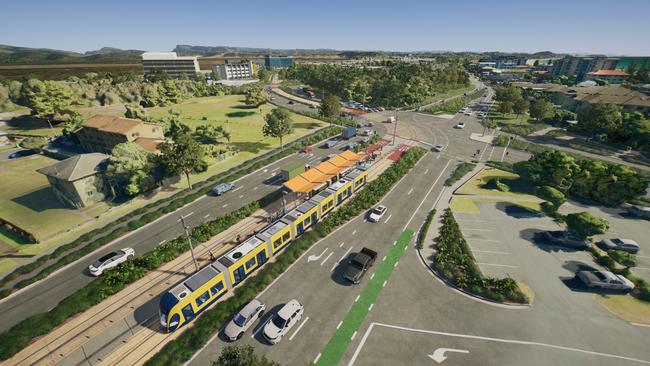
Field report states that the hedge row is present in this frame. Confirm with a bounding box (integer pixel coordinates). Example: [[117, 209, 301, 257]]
[[416, 209, 436, 249], [444, 162, 476, 186], [423, 89, 485, 114], [0, 126, 342, 296], [588, 246, 650, 302], [432, 209, 529, 304], [144, 147, 427, 366], [0, 190, 282, 361]]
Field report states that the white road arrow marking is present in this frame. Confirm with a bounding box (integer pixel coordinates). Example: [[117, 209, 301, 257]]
[[428, 348, 469, 363], [307, 248, 329, 263]]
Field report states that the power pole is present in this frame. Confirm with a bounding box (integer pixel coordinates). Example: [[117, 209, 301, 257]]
[[392, 115, 398, 146], [179, 213, 199, 272]]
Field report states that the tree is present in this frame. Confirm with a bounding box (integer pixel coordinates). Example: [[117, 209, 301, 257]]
[[576, 102, 622, 136], [62, 115, 85, 137], [124, 104, 151, 121], [512, 98, 529, 117], [319, 94, 341, 118], [262, 108, 293, 149], [194, 124, 231, 144], [529, 98, 553, 121], [20, 137, 48, 153], [535, 185, 566, 211], [212, 345, 280, 366], [105, 142, 158, 196], [513, 150, 580, 191], [257, 69, 272, 83], [244, 86, 268, 107], [498, 101, 513, 115], [565, 212, 609, 239], [162, 79, 185, 104], [158, 132, 205, 189], [21, 79, 78, 128]]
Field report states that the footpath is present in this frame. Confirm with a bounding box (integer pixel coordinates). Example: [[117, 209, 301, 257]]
[[4, 139, 405, 366]]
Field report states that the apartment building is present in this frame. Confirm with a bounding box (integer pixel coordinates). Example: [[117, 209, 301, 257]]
[[550, 55, 619, 81], [76, 115, 165, 154], [142, 52, 200, 79], [264, 55, 294, 68], [586, 69, 629, 84], [212, 61, 257, 80]]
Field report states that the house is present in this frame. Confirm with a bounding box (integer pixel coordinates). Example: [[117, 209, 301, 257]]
[[586, 69, 629, 84], [76, 115, 165, 154], [37, 153, 110, 208]]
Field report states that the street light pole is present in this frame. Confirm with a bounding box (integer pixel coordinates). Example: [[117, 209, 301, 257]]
[[391, 115, 398, 146], [179, 213, 199, 273]]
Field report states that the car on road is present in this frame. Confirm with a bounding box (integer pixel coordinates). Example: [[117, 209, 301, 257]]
[[224, 299, 266, 341], [345, 142, 358, 150], [432, 144, 444, 152], [368, 205, 387, 222], [628, 204, 650, 219], [577, 270, 635, 292], [88, 248, 135, 276], [287, 100, 295, 105], [8, 149, 37, 159], [541, 231, 590, 249], [600, 238, 640, 254], [324, 140, 338, 148], [263, 299, 304, 344], [212, 182, 235, 196], [455, 122, 466, 129], [343, 247, 377, 284]]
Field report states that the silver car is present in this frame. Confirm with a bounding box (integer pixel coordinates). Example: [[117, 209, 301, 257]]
[[224, 299, 266, 341], [577, 270, 635, 292], [600, 238, 640, 254]]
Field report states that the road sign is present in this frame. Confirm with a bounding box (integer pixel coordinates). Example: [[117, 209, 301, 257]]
[[428, 348, 469, 363]]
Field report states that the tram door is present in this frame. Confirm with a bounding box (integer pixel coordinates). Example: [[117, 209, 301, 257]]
[[256, 250, 268, 266]]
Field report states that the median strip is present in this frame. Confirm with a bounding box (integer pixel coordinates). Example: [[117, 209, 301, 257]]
[[315, 229, 413, 366]]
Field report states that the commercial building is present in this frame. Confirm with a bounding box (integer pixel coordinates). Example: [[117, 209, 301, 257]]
[[142, 52, 200, 79], [212, 61, 257, 80], [37, 153, 109, 208], [586, 69, 629, 84], [264, 55, 294, 68], [76, 115, 165, 154], [550, 55, 619, 81]]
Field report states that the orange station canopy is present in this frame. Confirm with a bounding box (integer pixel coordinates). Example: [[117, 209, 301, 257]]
[[284, 151, 364, 193]]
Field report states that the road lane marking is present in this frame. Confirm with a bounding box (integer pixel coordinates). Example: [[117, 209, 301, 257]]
[[232, 186, 242, 192], [351, 331, 357, 341], [289, 317, 309, 341], [382, 280, 388, 287], [339, 241, 345, 247], [308, 248, 329, 263], [394, 261, 399, 268], [271, 167, 280, 172], [222, 204, 228, 208], [385, 214, 393, 223], [472, 250, 510, 255], [424, 169, 429, 175], [404, 159, 452, 230], [320, 252, 334, 266], [238, 195, 244, 199], [204, 214, 210, 218], [370, 273, 375, 280], [407, 188, 414, 195], [352, 230, 357, 236], [392, 240, 397, 246], [348, 322, 650, 366], [476, 262, 519, 268], [158, 240, 166, 245], [382, 256, 387, 261]]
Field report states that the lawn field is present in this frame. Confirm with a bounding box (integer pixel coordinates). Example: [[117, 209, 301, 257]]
[[0, 113, 61, 137]]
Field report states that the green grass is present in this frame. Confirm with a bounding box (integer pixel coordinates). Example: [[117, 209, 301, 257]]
[[416, 85, 474, 107], [0, 114, 62, 137], [316, 229, 413, 366]]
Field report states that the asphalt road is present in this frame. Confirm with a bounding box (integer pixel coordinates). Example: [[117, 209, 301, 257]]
[[0, 132, 373, 333]]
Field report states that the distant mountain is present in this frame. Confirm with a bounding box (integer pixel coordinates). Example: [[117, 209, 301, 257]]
[[173, 44, 342, 57], [0, 44, 144, 65]]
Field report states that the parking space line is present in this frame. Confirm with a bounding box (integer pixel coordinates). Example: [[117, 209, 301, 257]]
[[352, 230, 357, 236], [314, 354, 321, 364], [368, 303, 374, 311], [222, 204, 228, 208], [476, 262, 519, 268], [238, 194, 244, 199], [407, 188, 414, 195], [424, 169, 429, 175], [385, 214, 393, 223], [339, 241, 345, 247], [289, 317, 309, 341], [355, 295, 360, 303], [204, 214, 210, 218], [337, 321, 343, 330], [351, 331, 357, 341]]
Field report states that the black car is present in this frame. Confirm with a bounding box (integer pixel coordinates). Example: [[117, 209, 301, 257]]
[[8, 149, 37, 159], [343, 248, 377, 284], [541, 231, 590, 249]]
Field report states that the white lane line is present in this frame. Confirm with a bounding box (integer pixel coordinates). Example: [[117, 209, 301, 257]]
[[382, 256, 387, 261], [385, 214, 393, 223], [158, 240, 166, 245], [289, 317, 309, 341], [351, 331, 358, 341], [331, 247, 353, 273], [313, 353, 321, 364], [348, 322, 650, 366], [337, 321, 343, 330], [392, 240, 397, 246], [339, 247, 353, 262], [368, 303, 374, 311], [394, 261, 399, 268], [222, 204, 228, 208], [204, 214, 210, 218], [476, 262, 519, 268], [177, 212, 194, 222], [424, 168, 429, 175], [238, 194, 244, 199], [271, 167, 280, 172], [472, 250, 510, 255], [320, 252, 334, 266], [339, 241, 345, 247], [407, 188, 414, 195], [232, 186, 243, 192], [370, 273, 375, 280], [355, 294, 360, 303], [404, 159, 452, 230], [352, 230, 357, 236]]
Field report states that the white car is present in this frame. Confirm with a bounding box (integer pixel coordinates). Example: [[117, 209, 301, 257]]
[[224, 299, 266, 341], [600, 238, 640, 254], [432, 144, 444, 152], [368, 205, 387, 222], [455, 122, 466, 129], [88, 248, 135, 276], [263, 299, 304, 344], [577, 270, 635, 292]]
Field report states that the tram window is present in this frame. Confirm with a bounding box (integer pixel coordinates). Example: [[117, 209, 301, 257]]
[[273, 238, 282, 249], [196, 291, 210, 307], [282, 232, 291, 242], [245, 257, 256, 270], [210, 281, 224, 296]]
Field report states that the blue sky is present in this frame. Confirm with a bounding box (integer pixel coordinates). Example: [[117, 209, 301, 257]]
[[2, 0, 649, 55]]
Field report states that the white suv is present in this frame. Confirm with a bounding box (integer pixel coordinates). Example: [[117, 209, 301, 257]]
[[263, 299, 304, 344]]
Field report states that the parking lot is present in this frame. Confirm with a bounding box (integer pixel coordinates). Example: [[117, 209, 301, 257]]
[[559, 201, 650, 282]]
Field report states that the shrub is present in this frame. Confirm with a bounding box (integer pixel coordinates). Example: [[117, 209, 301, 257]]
[[445, 162, 476, 186], [416, 209, 436, 249], [609, 250, 637, 268]]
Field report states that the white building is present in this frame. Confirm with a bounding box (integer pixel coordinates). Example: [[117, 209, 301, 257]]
[[212, 61, 256, 80], [141, 52, 199, 79]]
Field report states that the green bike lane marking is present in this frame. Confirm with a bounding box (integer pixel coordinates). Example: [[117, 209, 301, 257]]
[[315, 229, 413, 366]]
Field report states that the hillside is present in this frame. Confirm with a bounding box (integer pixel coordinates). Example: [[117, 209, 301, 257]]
[[0, 45, 144, 65]]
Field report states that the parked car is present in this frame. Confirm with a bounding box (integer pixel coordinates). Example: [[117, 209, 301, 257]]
[[343, 247, 377, 284], [600, 238, 640, 254], [432, 144, 444, 152], [541, 231, 590, 249], [212, 182, 235, 196], [263, 299, 304, 344], [628, 204, 650, 219], [88, 248, 135, 276], [455, 122, 466, 129], [577, 270, 635, 292], [224, 299, 266, 341], [8, 149, 37, 159], [368, 205, 387, 222]]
